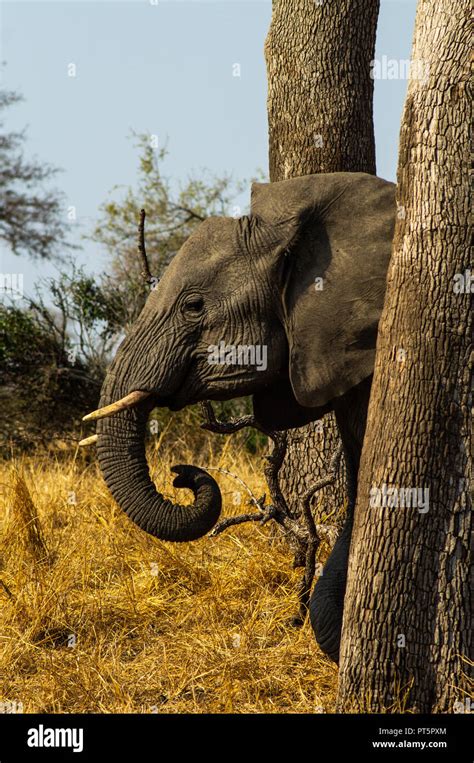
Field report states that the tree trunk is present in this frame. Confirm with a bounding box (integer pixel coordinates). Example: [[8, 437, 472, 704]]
[[337, 0, 471, 712], [265, 0, 380, 526], [278, 422, 344, 530]]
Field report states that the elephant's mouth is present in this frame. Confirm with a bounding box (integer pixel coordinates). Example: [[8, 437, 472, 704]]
[[169, 372, 272, 410], [83, 364, 271, 423]]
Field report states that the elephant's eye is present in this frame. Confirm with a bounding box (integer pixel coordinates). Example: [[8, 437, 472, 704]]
[[183, 296, 204, 314]]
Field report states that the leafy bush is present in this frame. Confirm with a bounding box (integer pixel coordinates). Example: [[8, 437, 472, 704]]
[[0, 303, 99, 452]]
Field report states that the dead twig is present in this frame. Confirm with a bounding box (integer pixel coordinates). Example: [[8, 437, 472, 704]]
[[200, 401, 271, 437], [202, 465, 269, 536], [203, 465, 264, 509], [210, 506, 277, 536], [0, 578, 15, 601], [137, 208, 155, 284]]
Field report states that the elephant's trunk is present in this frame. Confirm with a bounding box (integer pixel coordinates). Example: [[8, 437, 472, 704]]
[[95, 385, 221, 542]]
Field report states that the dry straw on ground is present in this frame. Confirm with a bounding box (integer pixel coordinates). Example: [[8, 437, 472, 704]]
[[0, 435, 338, 714]]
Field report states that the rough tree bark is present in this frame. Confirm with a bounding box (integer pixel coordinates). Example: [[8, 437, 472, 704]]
[[264, 0, 380, 523], [337, 0, 472, 712]]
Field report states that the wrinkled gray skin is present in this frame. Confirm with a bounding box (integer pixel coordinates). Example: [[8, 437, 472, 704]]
[[96, 172, 396, 662]]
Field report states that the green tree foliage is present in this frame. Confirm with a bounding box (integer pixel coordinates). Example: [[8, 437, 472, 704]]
[[0, 89, 68, 260], [0, 301, 97, 451], [1, 260, 129, 449], [90, 133, 250, 326]]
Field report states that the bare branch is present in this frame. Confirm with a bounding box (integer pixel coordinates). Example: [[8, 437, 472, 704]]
[[210, 506, 277, 537], [169, 204, 206, 222], [204, 464, 264, 509], [200, 400, 344, 623], [200, 400, 271, 436], [137, 208, 154, 284]]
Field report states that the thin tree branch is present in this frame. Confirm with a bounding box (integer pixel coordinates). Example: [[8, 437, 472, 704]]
[[210, 506, 277, 536], [200, 401, 271, 437], [204, 464, 265, 509], [169, 204, 206, 222], [137, 208, 154, 284]]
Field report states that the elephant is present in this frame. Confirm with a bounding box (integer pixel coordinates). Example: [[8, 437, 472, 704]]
[[84, 171, 396, 663]]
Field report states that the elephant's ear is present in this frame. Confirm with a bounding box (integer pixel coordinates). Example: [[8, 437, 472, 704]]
[[250, 172, 396, 408]]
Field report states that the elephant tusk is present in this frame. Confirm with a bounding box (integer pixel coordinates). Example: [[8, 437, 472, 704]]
[[82, 390, 151, 422], [78, 434, 98, 447]]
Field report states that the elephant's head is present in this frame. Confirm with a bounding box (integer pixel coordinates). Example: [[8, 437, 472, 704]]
[[88, 172, 395, 542]]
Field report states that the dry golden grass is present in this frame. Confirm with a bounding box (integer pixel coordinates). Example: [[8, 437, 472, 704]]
[[0, 433, 338, 714]]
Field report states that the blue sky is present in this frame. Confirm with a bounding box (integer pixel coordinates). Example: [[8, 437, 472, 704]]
[[0, 0, 417, 294]]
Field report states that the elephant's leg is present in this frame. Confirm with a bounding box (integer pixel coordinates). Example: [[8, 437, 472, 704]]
[[309, 378, 371, 662], [309, 455, 357, 662]]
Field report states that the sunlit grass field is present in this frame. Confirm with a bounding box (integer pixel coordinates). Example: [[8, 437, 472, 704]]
[[0, 423, 338, 714]]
